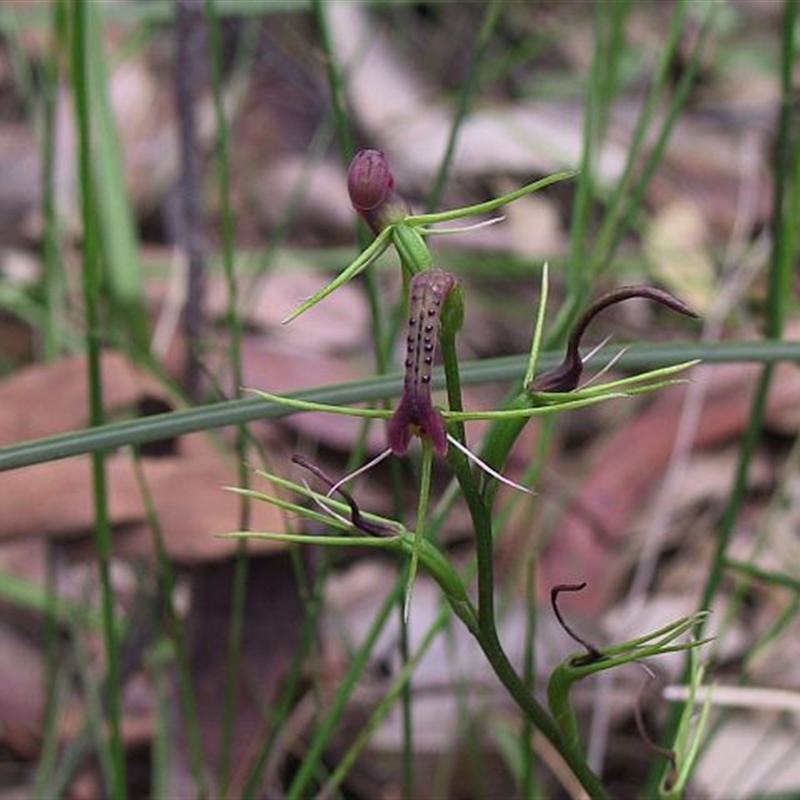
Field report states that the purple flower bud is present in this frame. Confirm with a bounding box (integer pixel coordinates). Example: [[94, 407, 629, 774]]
[[347, 149, 410, 233], [348, 150, 393, 212]]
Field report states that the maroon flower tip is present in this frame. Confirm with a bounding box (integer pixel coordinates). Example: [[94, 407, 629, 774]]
[[347, 149, 393, 213], [529, 284, 699, 394], [387, 394, 449, 457]]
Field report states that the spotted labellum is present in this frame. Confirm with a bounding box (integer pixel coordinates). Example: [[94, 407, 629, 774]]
[[387, 268, 457, 456]]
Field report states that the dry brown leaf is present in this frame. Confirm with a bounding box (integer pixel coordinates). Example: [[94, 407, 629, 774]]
[[536, 362, 800, 612], [0, 353, 291, 559], [0, 437, 288, 561], [0, 351, 165, 444], [241, 342, 387, 453], [179, 555, 306, 793]]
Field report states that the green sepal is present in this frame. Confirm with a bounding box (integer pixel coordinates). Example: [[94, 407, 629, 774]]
[[226, 472, 473, 619], [546, 612, 710, 748], [441, 279, 466, 337], [392, 224, 433, 275]]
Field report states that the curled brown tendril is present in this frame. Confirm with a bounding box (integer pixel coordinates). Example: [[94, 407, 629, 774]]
[[551, 582, 604, 665], [531, 285, 699, 393], [634, 663, 678, 780], [291, 454, 391, 536]]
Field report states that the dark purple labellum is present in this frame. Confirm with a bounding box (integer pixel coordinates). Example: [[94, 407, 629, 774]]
[[387, 269, 457, 456]]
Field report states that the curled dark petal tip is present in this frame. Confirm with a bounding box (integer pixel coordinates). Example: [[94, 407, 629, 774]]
[[629, 285, 699, 319], [530, 284, 699, 394], [347, 149, 393, 212], [551, 582, 604, 663], [387, 396, 449, 457], [291, 453, 388, 536]]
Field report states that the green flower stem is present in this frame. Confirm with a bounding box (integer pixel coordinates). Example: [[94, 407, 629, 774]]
[[405, 440, 435, 621], [483, 635, 609, 800], [439, 310, 496, 631], [439, 285, 467, 444], [476, 390, 534, 508], [547, 614, 707, 793], [443, 468, 607, 796], [439, 295, 608, 800], [547, 666, 583, 753], [393, 225, 434, 276]]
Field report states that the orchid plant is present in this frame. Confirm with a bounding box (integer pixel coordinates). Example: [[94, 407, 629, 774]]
[[228, 151, 706, 799]]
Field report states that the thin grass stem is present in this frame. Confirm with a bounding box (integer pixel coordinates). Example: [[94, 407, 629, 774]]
[[650, 5, 799, 791], [131, 454, 208, 796], [425, 0, 505, 213], [72, 0, 126, 793], [286, 578, 406, 800], [6, 341, 800, 473], [203, 1, 254, 790]]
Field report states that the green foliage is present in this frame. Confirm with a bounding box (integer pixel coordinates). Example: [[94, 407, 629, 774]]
[[1, 1, 799, 798]]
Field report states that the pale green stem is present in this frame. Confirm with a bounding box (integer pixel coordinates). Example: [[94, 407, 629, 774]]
[[523, 262, 550, 387], [404, 439, 435, 622]]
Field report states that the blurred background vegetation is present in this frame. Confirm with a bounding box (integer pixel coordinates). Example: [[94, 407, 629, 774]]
[[0, 1, 799, 798]]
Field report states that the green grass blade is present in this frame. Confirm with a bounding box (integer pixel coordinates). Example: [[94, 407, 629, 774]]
[[84, 1, 149, 350], [72, 0, 126, 792], [5, 341, 800, 472]]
